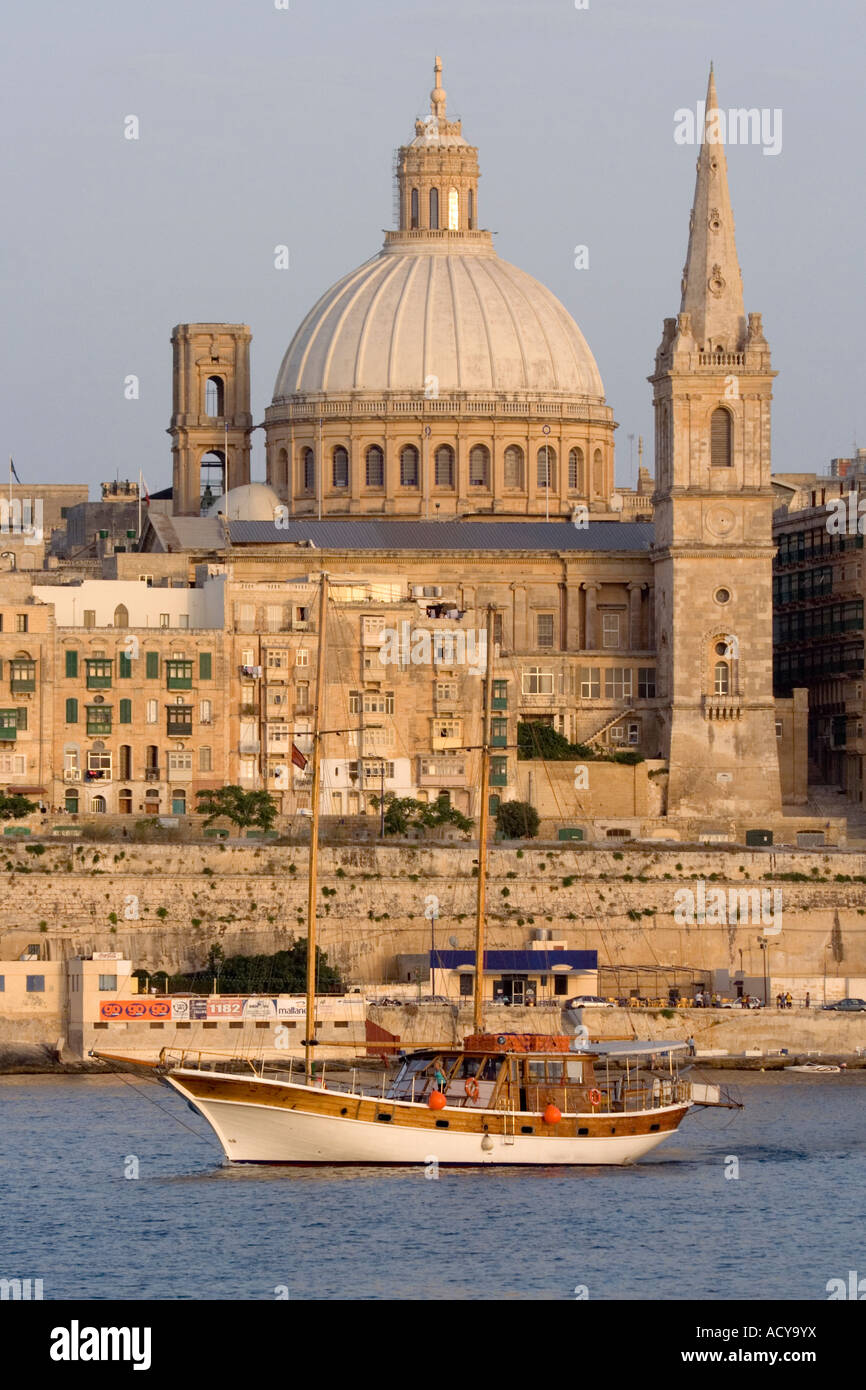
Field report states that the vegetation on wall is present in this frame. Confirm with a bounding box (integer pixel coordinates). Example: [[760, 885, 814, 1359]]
[[195, 786, 277, 831]]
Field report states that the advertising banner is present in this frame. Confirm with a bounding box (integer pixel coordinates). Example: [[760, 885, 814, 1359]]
[[99, 1000, 172, 1022]]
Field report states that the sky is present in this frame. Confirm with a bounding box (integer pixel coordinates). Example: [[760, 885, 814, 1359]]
[[1, 0, 863, 495]]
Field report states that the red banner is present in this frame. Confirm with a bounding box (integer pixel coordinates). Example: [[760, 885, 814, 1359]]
[[99, 1000, 172, 1021]]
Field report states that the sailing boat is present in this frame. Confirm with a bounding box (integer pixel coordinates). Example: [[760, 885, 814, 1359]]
[[97, 584, 738, 1165]]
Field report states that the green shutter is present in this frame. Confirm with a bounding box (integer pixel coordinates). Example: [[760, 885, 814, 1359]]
[[118, 652, 132, 678], [65, 650, 78, 678], [65, 698, 78, 724], [199, 652, 212, 680], [145, 652, 159, 679], [119, 699, 132, 724]]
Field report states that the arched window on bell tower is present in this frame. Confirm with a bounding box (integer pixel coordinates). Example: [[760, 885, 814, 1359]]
[[429, 188, 439, 230], [468, 189, 474, 230], [205, 376, 224, 417], [411, 188, 419, 229], [448, 188, 459, 230], [710, 407, 733, 467]]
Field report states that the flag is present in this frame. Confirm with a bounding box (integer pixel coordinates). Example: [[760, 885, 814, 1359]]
[[291, 743, 308, 770], [9, 457, 21, 485], [140, 473, 151, 506]]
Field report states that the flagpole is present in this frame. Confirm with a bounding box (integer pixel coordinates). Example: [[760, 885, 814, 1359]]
[[137, 471, 142, 543]]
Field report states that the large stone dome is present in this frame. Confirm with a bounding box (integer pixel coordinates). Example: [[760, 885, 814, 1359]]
[[206, 482, 281, 522], [272, 236, 605, 402]]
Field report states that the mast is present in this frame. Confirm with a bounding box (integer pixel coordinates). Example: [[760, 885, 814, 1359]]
[[304, 572, 329, 1083], [473, 605, 496, 1033]]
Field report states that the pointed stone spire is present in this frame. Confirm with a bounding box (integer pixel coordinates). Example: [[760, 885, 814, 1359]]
[[431, 55, 446, 123], [679, 66, 746, 351]]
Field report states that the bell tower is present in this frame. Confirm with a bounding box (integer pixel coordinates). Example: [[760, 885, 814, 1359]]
[[396, 56, 480, 232], [169, 323, 253, 516], [650, 67, 781, 818]]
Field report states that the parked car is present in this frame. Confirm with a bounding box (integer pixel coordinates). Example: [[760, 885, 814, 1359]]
[[564, 995, 615, 1009], [822, 997, 866, 1012]]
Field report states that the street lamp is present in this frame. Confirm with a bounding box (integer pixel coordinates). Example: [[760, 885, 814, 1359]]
[[757, 936, 769, 1006]]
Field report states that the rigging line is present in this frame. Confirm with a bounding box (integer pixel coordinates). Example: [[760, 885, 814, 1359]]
[[111, 1069, 216, 1143]]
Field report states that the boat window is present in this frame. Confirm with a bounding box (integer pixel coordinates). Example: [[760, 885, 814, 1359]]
[[480, 1057, 499, 1081], [565, 1060, 584, 1082], [527, 1060, 546, 1081]]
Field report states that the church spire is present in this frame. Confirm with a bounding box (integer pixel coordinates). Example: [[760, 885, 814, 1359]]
[[679, 65, 746, 352], [431, 55, 446, 123]]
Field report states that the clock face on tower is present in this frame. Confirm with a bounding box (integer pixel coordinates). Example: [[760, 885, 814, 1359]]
[[705, 504, 737, 540]]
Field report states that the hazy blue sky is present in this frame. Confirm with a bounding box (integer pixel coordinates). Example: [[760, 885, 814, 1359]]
[[1, 0, 863, 494]]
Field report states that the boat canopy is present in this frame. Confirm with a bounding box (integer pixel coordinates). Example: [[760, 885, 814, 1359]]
[[582, 1040, 689, 1057]]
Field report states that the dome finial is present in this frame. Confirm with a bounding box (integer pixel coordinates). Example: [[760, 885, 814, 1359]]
[[431, 55, 446, 120]]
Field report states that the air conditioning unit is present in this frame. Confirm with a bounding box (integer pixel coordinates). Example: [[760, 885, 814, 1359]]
[[63, 769, 81, 781]]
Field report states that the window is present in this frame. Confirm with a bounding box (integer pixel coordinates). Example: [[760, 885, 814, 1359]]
[[301, 448, 315, 492], [490, 756, 508, 785], [410, 187, 419, 229], [605, 668, 633, 700], [399, 445, 419, 488], [200, 699, 212, 724], [159, 614, 170, 628], [86, 706, 112, 735], [199, 745, 213, 772], [10, 658, 36, 692], [348, 690, 395, 715], [296, 649, 309, 667], [118, 651, 132, 678], [113, 605, 129, 628], [775, 721, 783, 739], [711, 408, 732, 467], [429, 187, 439, 229], [119, 699, 132, 724], [145, 652, 159, 679], [266, 649, 287, 672], [82, 611, 95, 629], [205, 377, 224, 416], [536, 614, 555, 649], [12, 708, 26, 732], [568, 447, 584, 491], [65, 650, 78, 678], [468, 189, 474, 229], [199, 651, 212, 680], [537, 447, 556, 489], [0, 752, 25, 773], [602, 613, 621, 649], [332, 446, 349, 489], [16, 614, 28, 633], [638, 667, 656, 699], [504, 445, 524, 489], [448, 186, 459, 229], [26, 975, 44, 993], [85, 658, 112, 690], [146, 699, 158, 724], [433, 718, 462, 742], [166, 660, 193, 690], [436, 680, 458, 704], [469, 445, 490, 487], [714, 661, 730, 695], [522, 667, 554, 695], [434, 445, 454, 488], [65, 698, 78, 724], [166, 706, 193, 736], [98, 974, 117, 991], [365, 446, 384, 488], [580, 667, 600, 699], [167, 751, 193, 773]]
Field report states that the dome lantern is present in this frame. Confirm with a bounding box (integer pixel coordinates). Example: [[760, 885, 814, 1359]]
[[396, 56, 480, 234]]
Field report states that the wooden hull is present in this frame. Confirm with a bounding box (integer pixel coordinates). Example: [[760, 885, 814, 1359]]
[[166, 1069, 691, 1166]]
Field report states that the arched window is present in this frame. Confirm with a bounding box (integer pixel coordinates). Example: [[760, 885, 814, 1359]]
[[714, 661, 730, 695], [711, 408, 733, 467], [568, 447, 584, 491], [300, 448, 315, 493], [332, 446, 349, 489], [365, 445, 384, 488], [469, 444, 490, 488], [200, 450, 225, 510], [119, 745, 132, 780], [448, 187, 459, 230], [410, 188, 419, 229], [204, 376, 224, 417], [399, 445, 419, 487], [91, 795, 106, 814], [537, 446, 556, 489], [429, 188, 439, 230], [113, 604, 129, 628], [504, 445, 524, 489], [468, 189, 474, 230], [434, 445, 454, 488], [593, 448, 604, 496], [277, 447, 289, 489]]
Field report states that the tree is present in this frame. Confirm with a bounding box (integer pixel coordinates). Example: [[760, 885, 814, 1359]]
[[171, 942, 343, 996], [496, 800, 540, 839], [372, 792, 473, 837], [195, 785, 277, 832], [0, 793, 37, 821]]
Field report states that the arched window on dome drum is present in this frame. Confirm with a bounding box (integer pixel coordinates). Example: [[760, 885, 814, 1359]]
[[204, 376, 224, 417], [448, 188, 459, 230], [504, 445, 524, 489], [711, 407, 733, 467], [365, 446, 384, 488], [300, 448, 315, 494], [277, 447, 289, 491], [468, 189, 474, 230], [434, 445, 454, 488], [429, 188, 439, 230], [568, 447, 584, 492], [332, 447, 349, 489], [537, 446, 556, 490], [411, 188, 419, 230], [469, 445, 490, 488], [714, 661, 730, 696], [592, 448, 604, 496], [399, 445, 419, 488], [113, 605, 128, 628]]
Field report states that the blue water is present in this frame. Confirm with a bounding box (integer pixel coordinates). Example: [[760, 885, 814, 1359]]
[[0, 1072, 863, 1300]]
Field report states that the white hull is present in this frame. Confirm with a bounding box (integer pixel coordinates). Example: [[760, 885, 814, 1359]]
[[168, 1076, 689, 1166]]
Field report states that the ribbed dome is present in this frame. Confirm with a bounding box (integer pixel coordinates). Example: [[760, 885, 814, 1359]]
[[206, 482, 282, 522], [272, 238, 605, 401]]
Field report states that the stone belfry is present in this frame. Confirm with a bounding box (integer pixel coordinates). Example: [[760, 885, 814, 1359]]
[[395, 56, 480, 232], [169, 323, 253, 516], [650, 67, 781, 818]]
